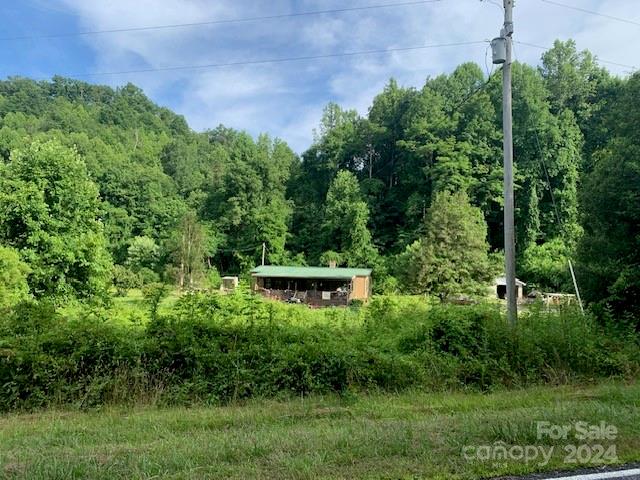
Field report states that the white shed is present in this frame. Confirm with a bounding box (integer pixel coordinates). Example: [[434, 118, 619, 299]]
[[493, 276, 526, 301]]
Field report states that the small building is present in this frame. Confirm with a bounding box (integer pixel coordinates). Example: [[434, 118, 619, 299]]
[[250, 265, 372, 307], [493, 276, 526, 301], [220, 276, 239, 292]]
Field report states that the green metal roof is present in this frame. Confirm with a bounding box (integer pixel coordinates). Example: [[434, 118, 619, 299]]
[[251, 265, 372, 280]]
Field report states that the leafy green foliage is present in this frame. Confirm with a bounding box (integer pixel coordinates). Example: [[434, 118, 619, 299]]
[[168, 211, 208, 289], [112, 265, 140, 296], [508, 62, 583, 248], [0, 293, 637, 411], [540, 39, 614, 162], [521, 238, 572, 292], [319, 250, 343, 267], [397, 192, 492, 298], [290, 59, 585, 275], [142, 283, 170, 321], [0, 45, 637, 315], [0, 78, 301, 286], [579, 136, 640, 321], [204, 129, 296, 272], [0, 245, 31, 308], [126, 236, 160, 272], [206, 267, 222, 290], [0, 139, 111, 299], [322, 171, 378, 268], [575, 72, 640, 324]]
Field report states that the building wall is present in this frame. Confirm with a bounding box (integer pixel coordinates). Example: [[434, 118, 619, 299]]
[[350, 276, 370, 300]]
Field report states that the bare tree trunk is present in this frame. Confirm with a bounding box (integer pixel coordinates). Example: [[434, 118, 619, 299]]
[[180, 230, 187, 289]]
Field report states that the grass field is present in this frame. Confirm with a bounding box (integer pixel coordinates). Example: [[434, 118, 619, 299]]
[[57, 288, 183, 327], [1, 381, 639, 480]]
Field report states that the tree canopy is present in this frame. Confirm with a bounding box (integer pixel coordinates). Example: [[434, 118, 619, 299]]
[[397, 192, 492, 298], [0, 39, 638, 318], [0, 139, 111, 299]]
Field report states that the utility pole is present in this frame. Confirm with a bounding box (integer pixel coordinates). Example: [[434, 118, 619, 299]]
[[492, 0, 517, 324], [261, 242, 266, 266]]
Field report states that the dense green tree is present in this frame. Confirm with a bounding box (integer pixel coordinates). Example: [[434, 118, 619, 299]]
[[0, 140, 112, 298], [0, 78, 191, 264], [322, 171, 378, 268], [504, 63, 583, 248], [0, 245, 31, 308], [397, 192, 491, 299], [126, 236, 160, 273], [292, 67, 504, 256], [540, 40, 607, 122], [579, 136, 640, 319], [288, 104, 366, 257], [205, 130, 295, 272], [169, 212, 208, 289], [539, 39, 620, 168], [366, 80, 422, 248], [112, 264, 140, 296], [520, 238, 571, 292]]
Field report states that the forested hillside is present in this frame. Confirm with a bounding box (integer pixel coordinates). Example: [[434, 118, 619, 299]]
[[0, 39, 638, 320]]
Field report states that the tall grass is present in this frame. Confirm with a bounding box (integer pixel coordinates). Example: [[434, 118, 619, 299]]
[[0, 290, 638, 411]]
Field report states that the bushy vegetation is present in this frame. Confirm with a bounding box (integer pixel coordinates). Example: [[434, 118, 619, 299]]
[[0, 246, 31, 309], [1, 292, 637, 412]]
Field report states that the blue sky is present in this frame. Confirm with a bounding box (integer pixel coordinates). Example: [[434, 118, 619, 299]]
[[1, 0, 638, 152]]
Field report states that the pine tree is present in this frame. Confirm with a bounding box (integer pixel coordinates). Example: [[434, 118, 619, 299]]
[[397, 192, 491, 299]]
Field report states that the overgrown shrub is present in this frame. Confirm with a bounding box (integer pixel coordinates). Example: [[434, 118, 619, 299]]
[[206, 267, 222, 290], [0, 245, 31, 309], [112, 265, 139, 296], [138, 267, 160, 286], [0, 301, 142, 410], [0, 293, 638, 411]]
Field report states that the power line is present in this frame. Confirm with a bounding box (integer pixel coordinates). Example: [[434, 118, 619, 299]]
[[479, 0, 503, 11], [1, 0, 443, 42], [527, 108, 585, 312], [515, 41, 637, 71], [513, 39, 586, 226], [52, 41, 486, 78], [540, 0, 640, 28], [372, 67, 500, 178], [522, 99, 586, 312], [512, 41, 584, 311], [216, 244, 263, 254]]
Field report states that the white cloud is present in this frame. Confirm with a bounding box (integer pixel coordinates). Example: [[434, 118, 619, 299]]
[[52, 0, 640, 152]]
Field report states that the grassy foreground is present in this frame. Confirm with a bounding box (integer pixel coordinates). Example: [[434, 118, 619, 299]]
[[1, 382, 639, 480]]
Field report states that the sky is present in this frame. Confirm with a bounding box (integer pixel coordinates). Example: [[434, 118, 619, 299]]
[[0, 0, 638, 152]]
